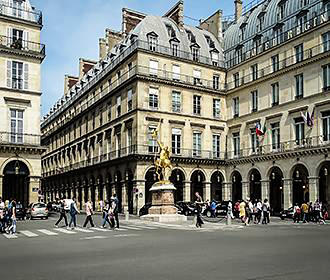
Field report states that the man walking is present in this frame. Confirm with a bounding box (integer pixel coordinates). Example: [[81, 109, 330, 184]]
[[54, 197, 68, 228], [111, 194, 120, 229], [83, 199, 95, 228], [7, 199, 17, 235], [0, 197, 4, 233], [69, 198, 79, 230], [195, 192, 204, 228]]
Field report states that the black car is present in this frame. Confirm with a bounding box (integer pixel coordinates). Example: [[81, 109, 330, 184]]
[[203, 201, 229, 218], [139, 203, 184, 216], [16, 204, 26, 220], [280, 207, 294, 220], [176, 201, 195, 216]]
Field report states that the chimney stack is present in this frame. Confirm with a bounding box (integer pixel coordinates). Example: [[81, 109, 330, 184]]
[[235, 0, 243, 21]]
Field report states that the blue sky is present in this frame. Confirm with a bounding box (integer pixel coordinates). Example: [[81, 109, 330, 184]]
[[32, 0, 235, 116]]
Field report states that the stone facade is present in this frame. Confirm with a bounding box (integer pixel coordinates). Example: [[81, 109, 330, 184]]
[[0, 0, 45, 206], [41, 0, 330, 215]]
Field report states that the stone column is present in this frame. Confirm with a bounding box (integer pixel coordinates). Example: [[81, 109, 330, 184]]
[[133, 180, 145, 215], [222, 182, 232, 201], [0, 175, 3, 198], [308, 176, 319, 203], [242, 181, 249, 200], [261, 180, 270, 201], [95, 185, 99, 211], [102, 184, 107, 201], [122, 181, 129, 213], [183, 181, 191, 202], [203, 182, 211, 201], [283, 179, 293, 209], [29, 176, 41, 203]]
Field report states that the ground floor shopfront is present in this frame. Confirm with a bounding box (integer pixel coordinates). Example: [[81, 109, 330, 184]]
[[42, 152, 330, 215]]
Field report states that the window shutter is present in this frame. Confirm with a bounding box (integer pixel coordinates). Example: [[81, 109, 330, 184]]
[[7, 27, 12, 46], [7, 60, 12, 88], [23, 30, 29, 49], [24, 63, 29, 90]]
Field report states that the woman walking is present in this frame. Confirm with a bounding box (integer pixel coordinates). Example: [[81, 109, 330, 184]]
[[195, 192, 204, 228], [69, 198, 80, 230], [239, 200, 246, 224]]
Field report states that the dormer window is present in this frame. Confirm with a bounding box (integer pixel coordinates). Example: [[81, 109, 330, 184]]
[[147, 32, 158, 52], [166, 24, 176, 38], [300, 0, 309, 7], [277, 1, 287, 21], [253, 35, 262, 54], [239, 22, 247, 41], [210, 50, 219, 66], [191, 45, 200, 62], [186, 30, 196, 43], [257, 13, 265, 32], [170, 37, 180, 57], [235, 45, 244, 64]]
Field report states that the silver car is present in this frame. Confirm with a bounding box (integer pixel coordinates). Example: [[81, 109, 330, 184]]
[[27, 202, 49, 220]]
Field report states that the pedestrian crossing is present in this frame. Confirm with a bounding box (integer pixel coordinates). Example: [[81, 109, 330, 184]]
[[1, 222, 197, 240]]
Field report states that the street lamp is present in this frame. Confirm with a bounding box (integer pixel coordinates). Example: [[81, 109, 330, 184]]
[[233, 175, 236, 183], [296, 170, 300, 178], [15, 160, 20, 175], [324, 167, 328, 176], [251, 174, 255, 181], [272, 172, 275, 180]]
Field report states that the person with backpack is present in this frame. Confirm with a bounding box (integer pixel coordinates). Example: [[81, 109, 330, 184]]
[[293, 203, 301, 223], [54, 197, 68, 228], [301, 201, 309, 223], [262, 199, 270, 224], [111, 194, 120, 229], [210, 200, 217, 218], [69, 198, 80, 230], [83, 199, 95, 228]]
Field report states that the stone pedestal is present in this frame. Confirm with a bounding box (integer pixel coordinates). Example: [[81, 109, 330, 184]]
[[141, 181, 187, 223]]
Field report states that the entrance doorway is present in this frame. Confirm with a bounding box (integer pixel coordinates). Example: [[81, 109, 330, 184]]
[[3, 160, 30, 207], [292, 164, 309, 205], [318, 162, 330, 204], [269, 167, 284, 214], [231, 171, 242, 202], [249, 169, 261, 202], [190, 170, 205, 201], [170, 169, 185, 202], [211, 171, 223, 201]]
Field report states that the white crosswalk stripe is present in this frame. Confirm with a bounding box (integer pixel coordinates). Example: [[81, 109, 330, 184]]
[[54, 228, 76, 234], [37, 229, 58, 236], [20, 230, 39, 237], [3, 234, 18, 239], [93, 227, 108, 232], [120, 225, 143, 231], [133, 225, 158, 230], [74, 228, 94, 233]]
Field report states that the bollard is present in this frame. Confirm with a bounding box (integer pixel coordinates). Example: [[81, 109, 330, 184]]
[[125, 210, 129, 221], [227, 213, 232, 225]]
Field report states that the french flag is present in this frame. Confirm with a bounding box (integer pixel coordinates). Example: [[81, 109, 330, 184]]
[[256, 123, 264, 136]]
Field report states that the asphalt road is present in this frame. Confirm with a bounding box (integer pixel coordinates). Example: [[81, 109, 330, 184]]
[[1, 214, 330, 280]]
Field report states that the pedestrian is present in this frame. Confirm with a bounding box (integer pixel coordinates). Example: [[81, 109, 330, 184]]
[[194, 192, 204, 228], [301, 201, 308, 223], [69, 198, 79, 230], [54, 197, 68, 228], [314, 200, 321, 223], [6, 199, 16, 235], [262, 199, 270, 224], [227, 200, 234, 220], [111, 194, 120, 229], [321, 202, 328, 224], [293, 203, 301, 223], [101, 201, 112, 228], [234, 201, 240, 218], [83, 199, 95, 228], [99, 199, 104, 215], [0, 197, 5, 233], [308, 202, 313, 222], [210, 200, 217, 218], [239, 200, 246, 224], [108, 201, 116, 229]]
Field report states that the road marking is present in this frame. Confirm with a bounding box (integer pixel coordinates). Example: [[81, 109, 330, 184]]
[[20, 230, 39, 237], [120, 226, 143, 231], [54, 228, 77, 234], [80, 236, 107, 240], [113, 228, 128, 231], [93, 227, 108, 232], [114, 234, 140, 237], [37, 229, 58, 236], [74, 228, 94, 233], [134, 225, 158, 230], [3, 234, 18, 239]]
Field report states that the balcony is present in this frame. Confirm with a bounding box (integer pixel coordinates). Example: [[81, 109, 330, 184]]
[[226, 136, 330, 160], [0, 35, 45, 57], [226, 40, 330, 90], [0, 2, 42, 25], [0, 132, 41, 146]]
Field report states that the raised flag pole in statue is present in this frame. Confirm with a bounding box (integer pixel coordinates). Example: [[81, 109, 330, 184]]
[[141, 128, 187, 223]]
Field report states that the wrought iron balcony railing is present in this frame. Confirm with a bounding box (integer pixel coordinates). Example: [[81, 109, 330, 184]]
[[226, 40, 330, 90], [0, 1, 42, 24], [0, 132, 41, 146], [0, 35, 45, 55]]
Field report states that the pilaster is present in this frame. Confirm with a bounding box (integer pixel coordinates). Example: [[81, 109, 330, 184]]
[[0, 175, 3, 198], [242, 181, 249, 200], [29, 176, 41, 204], [308, 176, 319, 203], [122, 180, 128, 213], [183, 181, 191, 202], [222, 182, 232, 201], [283, 178, 293, 209], [203, 182, 211, 201], [261, 180, 270, 201]]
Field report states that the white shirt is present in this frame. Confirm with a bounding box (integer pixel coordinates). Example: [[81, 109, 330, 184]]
[[257, 202, 262, 211]]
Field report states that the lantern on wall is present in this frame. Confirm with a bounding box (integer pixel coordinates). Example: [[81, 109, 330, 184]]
[[324, 168, 328, 176], [272, 172, 275, 180], [15, 160, 20, 175]]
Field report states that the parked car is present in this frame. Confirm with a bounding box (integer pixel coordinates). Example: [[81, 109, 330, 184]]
[[280, 207, 294, 220], [139, 202, 183, 216], [203, 201, 229, 218], [176, 201, 195, 216], [26, 202, 49, 220], [16, 203, 26, 220]]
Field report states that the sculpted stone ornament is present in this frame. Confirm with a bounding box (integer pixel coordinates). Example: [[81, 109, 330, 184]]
[[151, 129, 173, 182]]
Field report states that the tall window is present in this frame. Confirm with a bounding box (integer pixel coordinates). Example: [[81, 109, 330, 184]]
[[213, 74, 219, 90], [172, 128, 181, 155], [193, 69, 201, 85], [251, 90, 258, 112], [10, 109, 23, 143], [233, 72, 239, 88], [232, 97, 239, 118], [236, 47, 243, 64], [148, 126, 158, 153], [322, 111, 330, 142], [274, 27, 283, 45], [172, 64, 181, 81], [272, 83, 279, 106], [277, 2, 286, 20], [272, 55, 279, 72], [193, 95, 201, 115], [171, 42, 179, 57], [213, 99, 220, 119], [193, 132, 202, 157], [148, 35, 158, 51], [233, 132, 240, 157], [149, 87, 159, 110], [116, 95, 121, 117], [271, 122, 280, 150], [212, 134, 220, 158], [127, 128, 132, 153], [250, 129, 259, 153], [211, 51, 219, 66], [92, 112, 95, 130], [107, 101, 111, 121], [295, 44, 304, 63], [295, 117, 305, 145], [12, 0, 23, 18], [10, 61, 23, 89], [240, 25, 246, 40], [295, 74, 304, 99], [323, 32, 330, 52], [149, 60, 158, 76], [191, 47, 200, 62], [172, 91, 181, 113], [257, 14, 264, 32], [127, 89, 132, 112], [323, 64, 330, 90], [116, 133, 121, 157], [297, 14, 308, 30]]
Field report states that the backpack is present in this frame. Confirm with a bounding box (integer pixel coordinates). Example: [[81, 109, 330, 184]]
[[70, 202, 77, 215], [296, 207, 301, 214]]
